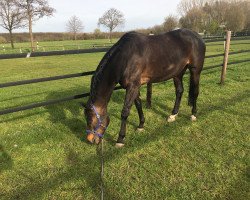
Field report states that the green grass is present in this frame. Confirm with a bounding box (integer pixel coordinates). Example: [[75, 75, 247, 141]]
[[0, 38, 117, 54], [0, 40, 249, 199]]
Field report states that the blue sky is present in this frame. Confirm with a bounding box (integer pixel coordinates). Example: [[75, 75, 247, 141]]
[[0, 0, 181, 33]]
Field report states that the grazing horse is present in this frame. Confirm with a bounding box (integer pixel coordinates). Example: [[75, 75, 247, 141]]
[[84, 28, 206, 147]]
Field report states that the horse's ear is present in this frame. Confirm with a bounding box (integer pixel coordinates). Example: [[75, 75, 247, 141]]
[[80, 102, 87, 108]]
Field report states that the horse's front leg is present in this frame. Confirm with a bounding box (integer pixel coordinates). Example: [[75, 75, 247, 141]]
[[116, 85, 140, 147]]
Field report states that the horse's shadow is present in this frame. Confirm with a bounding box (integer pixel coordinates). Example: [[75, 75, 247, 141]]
[[45, 88, 89, 141]]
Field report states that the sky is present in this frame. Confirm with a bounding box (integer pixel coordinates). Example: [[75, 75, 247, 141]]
[[0, 0, 181, 33]]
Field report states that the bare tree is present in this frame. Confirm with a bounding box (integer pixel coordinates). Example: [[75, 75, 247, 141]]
[[0, 0, 26, 48], [179, 7, 207, 32], [177, 0, 206, 16], [243, 1, 250, 31], [163, 15, 179, 32], [17, 0, 55, 51], [98, 8, 125, 42], [178, 0, 250, 34], [225, 3, 245, 32], [66, 15, 84, 40]]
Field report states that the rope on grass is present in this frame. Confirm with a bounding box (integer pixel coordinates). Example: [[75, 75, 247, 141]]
[[101, 139, 104, 200], [97, 139, 104, 200]]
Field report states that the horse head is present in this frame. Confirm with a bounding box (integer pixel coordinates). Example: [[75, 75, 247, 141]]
[[83, 102, 110, 144]]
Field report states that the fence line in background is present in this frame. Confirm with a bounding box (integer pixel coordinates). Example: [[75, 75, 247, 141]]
[[1, 35, 250, 116], [1, 36, 250, 59], [1, 49, 249, 90], [0, 58, 248, 116], [0, 71, 95, 89], [0, 86, 123, 115], [0, 47, 110, 60]]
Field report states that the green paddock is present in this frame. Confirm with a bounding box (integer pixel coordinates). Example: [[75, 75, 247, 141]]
[[0, 40, 249, 199]]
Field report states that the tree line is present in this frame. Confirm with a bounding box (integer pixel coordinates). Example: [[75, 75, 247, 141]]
[[0, 31, 124, 43], [0, 0, 54, 50], [0, 0, 125, 49], [139, 0, 250, 35]]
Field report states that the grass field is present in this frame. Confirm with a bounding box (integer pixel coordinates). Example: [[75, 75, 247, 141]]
[[0, 39, 249, 200], [0, 39, 116, 54]]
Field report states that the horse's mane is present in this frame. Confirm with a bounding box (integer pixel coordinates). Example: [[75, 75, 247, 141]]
[[89, 32, 145, 103], [89, 41, 121, 102]]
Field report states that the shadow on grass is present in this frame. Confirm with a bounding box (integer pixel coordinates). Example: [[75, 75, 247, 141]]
[[0, 144, 13, 172], [2, 86, 249, 199], [199, 89, 250, 118], [44, 87, 90, 142], [224, 167, 250, 200], [0, 92, 48, 103], [0, 110, 48, 124]]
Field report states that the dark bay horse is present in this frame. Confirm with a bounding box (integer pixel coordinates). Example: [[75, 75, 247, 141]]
[[84, 28, 206, 147]]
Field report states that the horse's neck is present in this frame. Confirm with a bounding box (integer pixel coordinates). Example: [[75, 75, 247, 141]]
[[90, 73, 116, 115]]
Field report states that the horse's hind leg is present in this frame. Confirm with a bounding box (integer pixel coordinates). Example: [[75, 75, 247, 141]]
[[146, 83, 152, 108], [188, 67, 202, 121], [134, 92, 145, 131], [168, 75, 184, 122], [116, 84, 140, 147]]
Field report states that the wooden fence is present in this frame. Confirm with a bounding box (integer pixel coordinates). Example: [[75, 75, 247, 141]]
[[0, 32, 249, 115]]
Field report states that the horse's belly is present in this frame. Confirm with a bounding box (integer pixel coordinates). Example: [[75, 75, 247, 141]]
[[140, 77, 151, 84], [140, 67, 181, 84], [140, 75, 172, 85], [141, 60, 190, 84]]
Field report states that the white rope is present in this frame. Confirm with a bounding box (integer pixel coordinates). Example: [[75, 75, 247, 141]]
[[100, 139, 104, 200]]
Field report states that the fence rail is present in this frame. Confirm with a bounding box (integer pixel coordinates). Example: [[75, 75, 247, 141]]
[[2, 49, 250, 89], [1, 38, 250, 116], [1, 36, 250, 60], [204, 35, 250, 43], [0, 86, 123, 115], [1, 57, 248, 116], [0, 47, 110, 60], [0, 71, 95, 89]]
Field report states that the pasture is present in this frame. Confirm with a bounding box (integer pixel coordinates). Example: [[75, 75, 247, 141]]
[[0, 39, 249, 199], [0, 39, 115, 54]]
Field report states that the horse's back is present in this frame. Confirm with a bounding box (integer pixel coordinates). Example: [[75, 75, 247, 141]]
[[110, 29, 206, 87]]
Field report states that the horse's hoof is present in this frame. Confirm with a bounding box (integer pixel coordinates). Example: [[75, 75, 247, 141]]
[[191, 115, 197, 122], [137, 127, 144, 132], [115, 143, 125, 148], [167, 114, 178, 123]]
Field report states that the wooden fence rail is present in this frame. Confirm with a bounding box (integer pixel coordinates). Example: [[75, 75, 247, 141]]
[[1, 34, 249, 115]]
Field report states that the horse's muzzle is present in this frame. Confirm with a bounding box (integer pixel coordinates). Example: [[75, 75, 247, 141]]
[[87, 133, 102, 144]]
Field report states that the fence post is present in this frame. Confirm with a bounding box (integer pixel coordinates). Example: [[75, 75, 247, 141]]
[[220, 30, 231, 84]]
